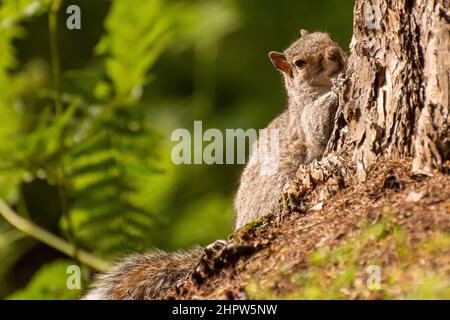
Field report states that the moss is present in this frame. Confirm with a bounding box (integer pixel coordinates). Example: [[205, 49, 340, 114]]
[[420, 233, 450, 254], [246, 216, 450, 300], [245, 281, 279, 300], [239, 214, 273, 234], [309, 246, 331, 267]]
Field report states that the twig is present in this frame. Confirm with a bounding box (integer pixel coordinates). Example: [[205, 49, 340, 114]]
[[298, 220, 324, 232], [0, 197, 110, 272]]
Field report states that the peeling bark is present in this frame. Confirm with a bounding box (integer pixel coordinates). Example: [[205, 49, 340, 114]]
[[329, 0, 449, 175], [412, 0, 449, 174]]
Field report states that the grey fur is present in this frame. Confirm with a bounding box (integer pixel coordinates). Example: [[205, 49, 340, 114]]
[[234, 32, 347, 229]]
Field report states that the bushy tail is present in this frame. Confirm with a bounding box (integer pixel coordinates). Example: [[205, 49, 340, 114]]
[[83, 246, 203, 300]]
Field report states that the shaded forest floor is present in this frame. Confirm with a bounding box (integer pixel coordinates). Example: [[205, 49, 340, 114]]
[[169, 158, 450, 300]]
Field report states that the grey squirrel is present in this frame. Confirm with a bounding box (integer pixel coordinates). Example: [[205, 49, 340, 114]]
[[83, 30, 347, 300]]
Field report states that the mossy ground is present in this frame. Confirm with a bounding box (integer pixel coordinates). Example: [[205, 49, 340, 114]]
[[247, 220, 449, 299]]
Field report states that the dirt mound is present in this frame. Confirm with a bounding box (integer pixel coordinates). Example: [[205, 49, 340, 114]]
[[168, 158, 450, 300]]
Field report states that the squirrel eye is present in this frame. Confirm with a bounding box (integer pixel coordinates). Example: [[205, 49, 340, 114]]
[[294, 59, 306, 68]]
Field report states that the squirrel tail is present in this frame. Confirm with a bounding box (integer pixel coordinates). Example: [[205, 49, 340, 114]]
[[82, 246, 203, 300]]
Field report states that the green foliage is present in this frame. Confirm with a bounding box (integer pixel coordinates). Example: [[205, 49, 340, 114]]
[[66, 0, 176, 257], [67, 108, 164, 256], [169, 194, 233, 248], [0, 0, 52, 201], [7, 260, 81, 300], [96, 0, 173, 100], [0, 0, 171, 258], [0, 230, 35, 297], [0, 0, 354, 299]]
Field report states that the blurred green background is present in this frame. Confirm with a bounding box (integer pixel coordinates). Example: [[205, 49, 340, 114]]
[[0, 0, 353, 299]]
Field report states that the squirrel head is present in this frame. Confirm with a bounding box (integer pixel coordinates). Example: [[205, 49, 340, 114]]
[[269, 30, 347, 90]]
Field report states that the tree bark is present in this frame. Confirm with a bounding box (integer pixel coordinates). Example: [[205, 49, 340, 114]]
[[285, 0, 448, 206], [332, 0, 448, 174]]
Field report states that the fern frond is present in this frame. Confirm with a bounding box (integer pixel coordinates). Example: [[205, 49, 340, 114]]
[[63, 0, 177, 257], [0, 0, 52, 200]]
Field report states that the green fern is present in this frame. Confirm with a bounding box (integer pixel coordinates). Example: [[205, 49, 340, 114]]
[[95, 0, 173, 101], [0, 0, 171, 258], [65, 0, 174, 257], [0, 0, 237, 262], [0, 0, 52, 201], [67, 108, 163, 256]]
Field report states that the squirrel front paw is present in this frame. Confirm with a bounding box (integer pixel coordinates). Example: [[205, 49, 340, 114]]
[[204, 239, 229, 259], [331, 73, 346, 95]]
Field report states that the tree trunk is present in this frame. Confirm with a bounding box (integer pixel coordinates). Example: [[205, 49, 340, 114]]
[[290, 0, 450, 198], [336, 0, 449, 171], [285, 0, 448, 207], [330, 0, 450, 173]]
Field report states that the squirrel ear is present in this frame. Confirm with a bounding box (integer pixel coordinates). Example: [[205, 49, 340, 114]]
[[269, 51, 292, 76], [300, 29, 310, 37]]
